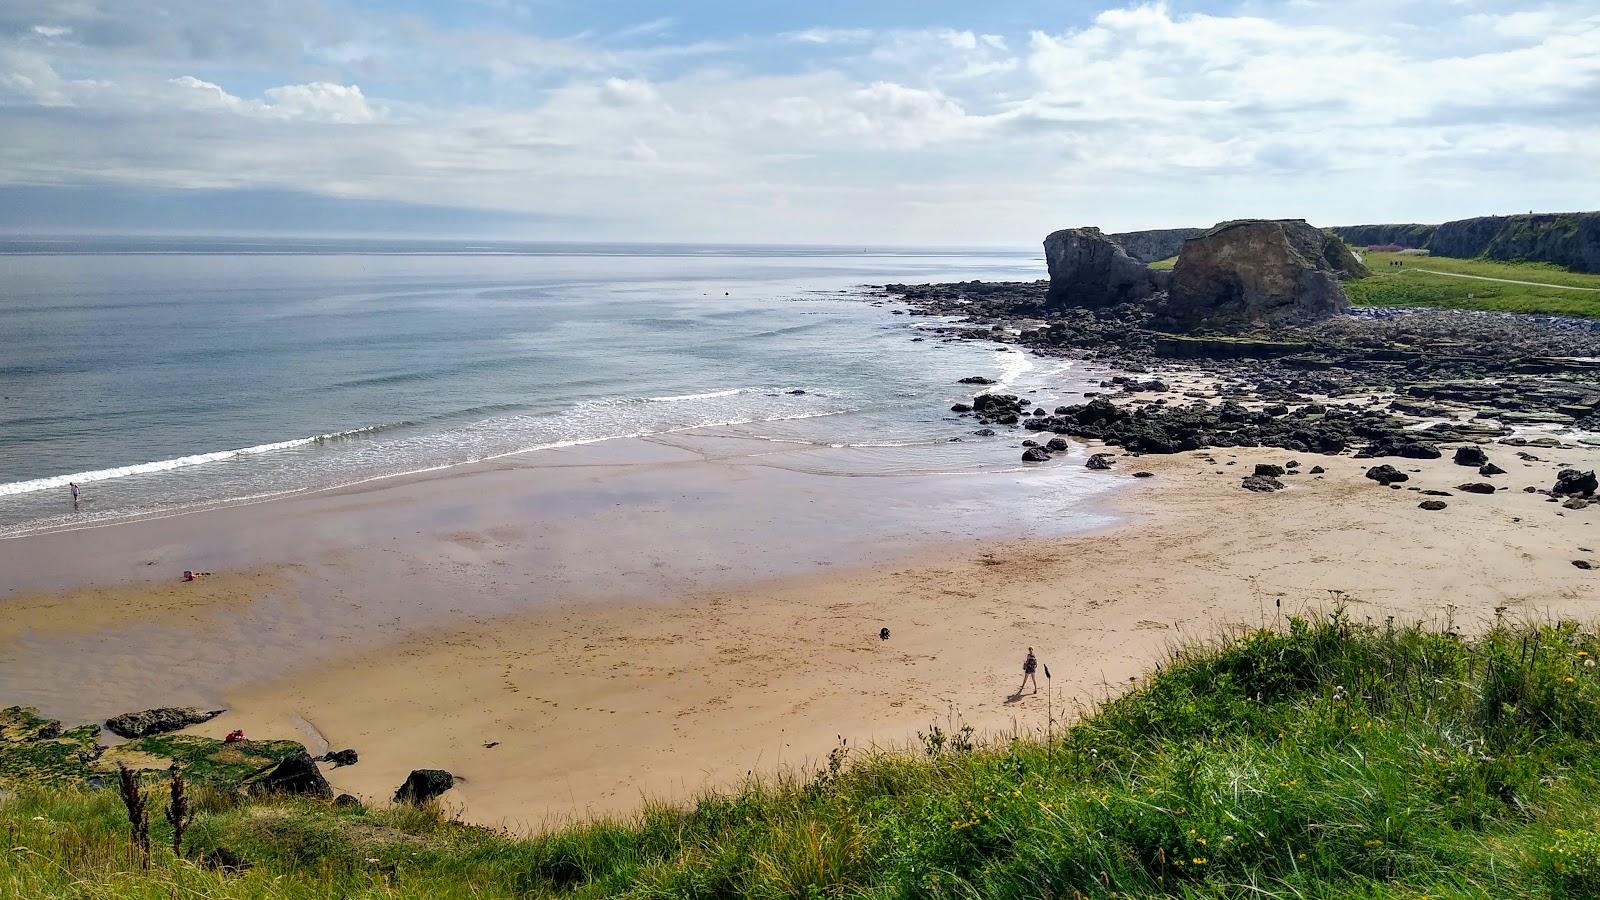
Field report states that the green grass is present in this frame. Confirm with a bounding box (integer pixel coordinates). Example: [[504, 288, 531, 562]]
[[1348, 252, 1600, 317], [7, 613, 1600, 897], [1149, 255, 1177, 270]]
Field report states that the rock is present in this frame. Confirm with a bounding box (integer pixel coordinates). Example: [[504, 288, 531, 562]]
[[1133, 471, 1155, 478], [1453, 446, 1489, 467], [1309, 465, 1326, 474], [1045, 437, 1070, 452], [334, 794, 363, 808], [972, 428, 996, 436], [957, 376, 996, 385], [1021, 447, 1052, 462], [1422, 489, 1452, 496], [1419, 500, 1448, 511], [242, 751, 331, 799], [1365, 464, 1410, 486], [1553, 469, 1598, 498], [104, 707, 224, 739], [950, 403, 972, 413], [1241, 474, 1286, 492], [1158, 219, 1351, 331], [1575, 560, 1594, 570], [1253, 463, 1286, 478], [1457, 483, 1497, 495], [1565, 498, 1590, 510], [1479, 463, 1506, 476], [1355, 438, 1442, 460], [322, 749, 358, 768], [394, 769, 455, 805], [1086, 453, 1116, 470], [1109, 227, 1206, 264], [1043, 227, 1164, 307]]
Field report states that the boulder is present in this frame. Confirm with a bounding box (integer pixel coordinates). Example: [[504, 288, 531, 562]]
[[1419, 500, 1448, 511], [104, 707, 224, 739], [394, 769, 455, 805], [1045, 437, 1070, 452], [958, 376, 996, 385], [1043, 227, 1164, 307], [1453, 446, 1489, 467], [1253, 463, 1286, 478], [1479, 463, 1506, 476], [1021, 447, 1052, 462], [1355, 438, 1442, 460], [1086, 453, 1116, 470], [1365, 464, 1409, 486], [1553, 469, 1598, 498], [1457, 483, 1497, 495], [1241, 474, 1286, 492], [242, 751, 331, 799], [1158, 220, 1351, 331], [322, 749, 358, 768]]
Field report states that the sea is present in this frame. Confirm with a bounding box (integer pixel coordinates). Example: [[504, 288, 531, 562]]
[[0, 236, 1087, 537]]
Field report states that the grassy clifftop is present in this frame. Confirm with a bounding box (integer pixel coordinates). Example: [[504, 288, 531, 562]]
[[6, 613, 1600, 897]]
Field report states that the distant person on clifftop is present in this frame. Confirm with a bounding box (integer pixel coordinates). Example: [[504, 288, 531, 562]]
[[1019, 647, 1039, 695]]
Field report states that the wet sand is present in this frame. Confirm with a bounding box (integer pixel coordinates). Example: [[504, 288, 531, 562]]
[[4, 411, 1596, 829]]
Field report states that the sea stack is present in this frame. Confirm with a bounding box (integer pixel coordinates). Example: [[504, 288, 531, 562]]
[[1157, 219, 1354, 331], [1042, 227, 1165, 307]]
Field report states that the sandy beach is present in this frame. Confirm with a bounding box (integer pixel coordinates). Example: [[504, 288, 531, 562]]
[[4, 390, 1595, 829]]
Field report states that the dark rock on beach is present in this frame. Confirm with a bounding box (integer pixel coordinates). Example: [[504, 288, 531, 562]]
[[1086, 453, 1116, 470], [322, 748, 359, 768], [1453, 446, 1489, 467], [1365, 465, 1410, 486], [1419, 500, 1448, 511], [1457, 483, 1497, 495], [1241, 474, 1286, 492], [1254, 463, 1286, 478], [242, 751, 332, 799], [1554, 469, 1598, 498], [395, 769, 455, 805], [1021, 447, 1052, 462], [105, 707, 225, 739]]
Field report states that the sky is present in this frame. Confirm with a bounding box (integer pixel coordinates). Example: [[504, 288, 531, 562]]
[[1, 0, 1597, 245]]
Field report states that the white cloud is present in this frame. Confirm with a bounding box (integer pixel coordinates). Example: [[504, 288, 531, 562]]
[[0, 1, 1597, 243]]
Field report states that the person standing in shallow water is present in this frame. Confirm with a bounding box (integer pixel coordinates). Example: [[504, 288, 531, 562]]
[[69, 482, 79, 507], [1019, 647, 1039, 695]]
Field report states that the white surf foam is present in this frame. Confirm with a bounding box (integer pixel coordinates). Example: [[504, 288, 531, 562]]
[[0, 424, 402, 497]]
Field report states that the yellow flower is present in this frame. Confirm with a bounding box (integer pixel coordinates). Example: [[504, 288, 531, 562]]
[[1196, 837, 1208, 846], [1297, 852, 1307, 860], [1565, 676, 1577, 684], [1192, 857, 1207, 865], [1578, 651, 1589, 657]]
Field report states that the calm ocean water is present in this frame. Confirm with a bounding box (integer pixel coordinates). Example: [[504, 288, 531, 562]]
[[0, 238, 1074, 536]]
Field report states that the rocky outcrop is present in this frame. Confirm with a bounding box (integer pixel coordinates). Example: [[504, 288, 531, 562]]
[[1043, 227, 1164, 307], [1108, 227, 1205, 264], [1427, 213, 1600, 273], [1328, 223, 1436, 249], [1157, 220, 1351, 331], [105, 707, 224, 739], [1332, 212, 1600, 273]]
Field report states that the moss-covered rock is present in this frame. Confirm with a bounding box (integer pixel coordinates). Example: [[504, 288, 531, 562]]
[[0, 707, 103, 786]]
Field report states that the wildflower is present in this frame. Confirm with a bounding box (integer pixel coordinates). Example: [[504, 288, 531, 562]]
[[1364, 839, 1384, 847], [1578, 651, 1589, 657], [1565, 676, 1577, 684], [1297, 852, 1307, 860], [1192, 857, 1207, 865], [1196, 837, 1208, 846]]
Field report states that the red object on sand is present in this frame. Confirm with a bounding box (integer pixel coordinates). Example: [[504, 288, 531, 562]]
[[224, 730, 246, 744]]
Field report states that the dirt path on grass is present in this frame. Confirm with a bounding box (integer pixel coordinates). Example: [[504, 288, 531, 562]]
[[1412, 269, 1600, 292]]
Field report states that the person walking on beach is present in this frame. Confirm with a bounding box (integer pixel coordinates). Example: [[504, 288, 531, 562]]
[[1019, 647, 1039, 695], [69, 482, 79, 506]]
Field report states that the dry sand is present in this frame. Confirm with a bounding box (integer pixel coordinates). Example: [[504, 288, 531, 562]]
[[195, 443, 1600, 828]]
